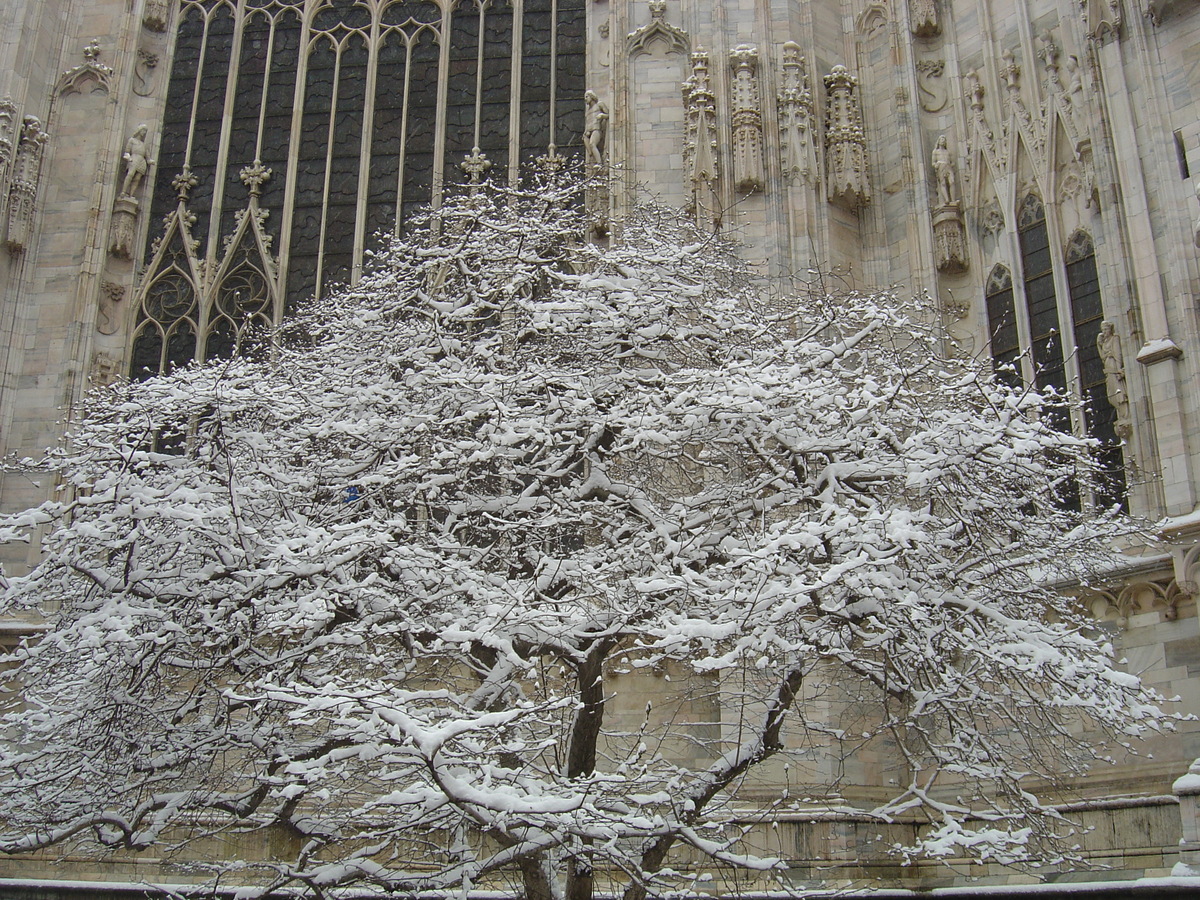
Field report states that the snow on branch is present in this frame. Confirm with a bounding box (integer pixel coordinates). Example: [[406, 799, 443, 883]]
[[0, 174, 1177, 899]]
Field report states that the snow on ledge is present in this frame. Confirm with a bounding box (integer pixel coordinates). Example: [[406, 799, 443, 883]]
[[3, 877, 1200, 899], [1135, 338, 1183, 365]]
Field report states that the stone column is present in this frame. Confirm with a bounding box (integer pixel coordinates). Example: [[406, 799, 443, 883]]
[[1173, 759, 1200, 876]]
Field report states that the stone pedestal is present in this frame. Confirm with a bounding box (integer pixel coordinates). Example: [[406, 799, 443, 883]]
[[1173, 759, 1200, 876], [932, 203, 968, 274], [143, 0, 169, 32], [110, 195, 139, 259]]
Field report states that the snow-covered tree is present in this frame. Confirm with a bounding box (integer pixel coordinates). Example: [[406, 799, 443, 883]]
[[0, 178, 1173, 898]]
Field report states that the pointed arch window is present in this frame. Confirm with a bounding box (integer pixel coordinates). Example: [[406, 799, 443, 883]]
[[983, 197, 1126, 507], [130, 0, 587, 378], [985, 265, 1018, 386], [1067, 230, 1126, 507], [1018, 196, 1066, 404]]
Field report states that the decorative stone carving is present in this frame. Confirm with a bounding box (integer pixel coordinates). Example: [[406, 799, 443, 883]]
[[1061, 54, 1086, 134], [627, 0, 689, 57], [932, 209, 968, 274], [1193, 182, 1200, 249], [1001, 49, 1037, 153], [4, 116, 49, 254], [240, 159, 271, 199], [929, 135, 967, 274], [963, 69, 1007, 180], [778, 43, 818, 186], [932, 134, 958, 207], [110, 125, 154, 259], [461, 147, 492, 187], [173, 166, 199, 202], [228, 161, 275, 254], [583, 91, 609, 169], [98, 281, 126, 335], [143, 0, 170, 33], [1037, 32, 1062, 93], [980, 197, 1005, 235], [0, 98, 17, 186], [911, 0, 940, 37], [999, 49, 1049, 164], [857, 3, 888, 37], [597, 20, 611, 68], [110, 197, 139, 259], [1081, 574, 1189, 626], [728, 45, 764, 193], [823, 65, 869, 212], [582, 92, 610, 235], [1081, 0, 1122, 41], [683, 51, 720, 229], [56, 39, 114, 96], [915, 59, 947, 113], [120, 125, 155, 198], [91, 351, 121, 387], [1097, 321, 1133, 440], [134, 48, 159, 97]]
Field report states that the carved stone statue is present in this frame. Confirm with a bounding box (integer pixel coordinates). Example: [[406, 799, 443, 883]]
[[1097, 320, 1132, 440], [932, 134, 957, 207], [583, 91, 608, 169], [120, 124, 154, 198]]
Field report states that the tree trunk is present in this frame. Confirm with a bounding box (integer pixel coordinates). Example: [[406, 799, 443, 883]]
[[620, 666, 805, 900], [564, 639, 613, 900]]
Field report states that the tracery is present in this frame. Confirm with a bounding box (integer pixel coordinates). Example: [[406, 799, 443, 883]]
[[132, 0, 585, 376]]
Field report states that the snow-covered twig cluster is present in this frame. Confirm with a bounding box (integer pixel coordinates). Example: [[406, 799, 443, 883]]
[[0, 176, 1173, 899]]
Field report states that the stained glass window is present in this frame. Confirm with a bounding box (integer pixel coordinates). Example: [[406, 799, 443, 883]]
[[133, 0, 586, 378]]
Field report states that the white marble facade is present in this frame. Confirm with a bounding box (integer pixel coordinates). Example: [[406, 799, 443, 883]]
[[1, 0, 1200, 890]]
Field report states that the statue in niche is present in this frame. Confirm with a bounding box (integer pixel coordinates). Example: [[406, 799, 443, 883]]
[[929, 134, 967, 274], [120, 124, 154, 198], [1097, 320, 1132, 440], [932, 134, 958, 207], [1062, 55, 1085, 130], [583, 91, 609, 168]]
